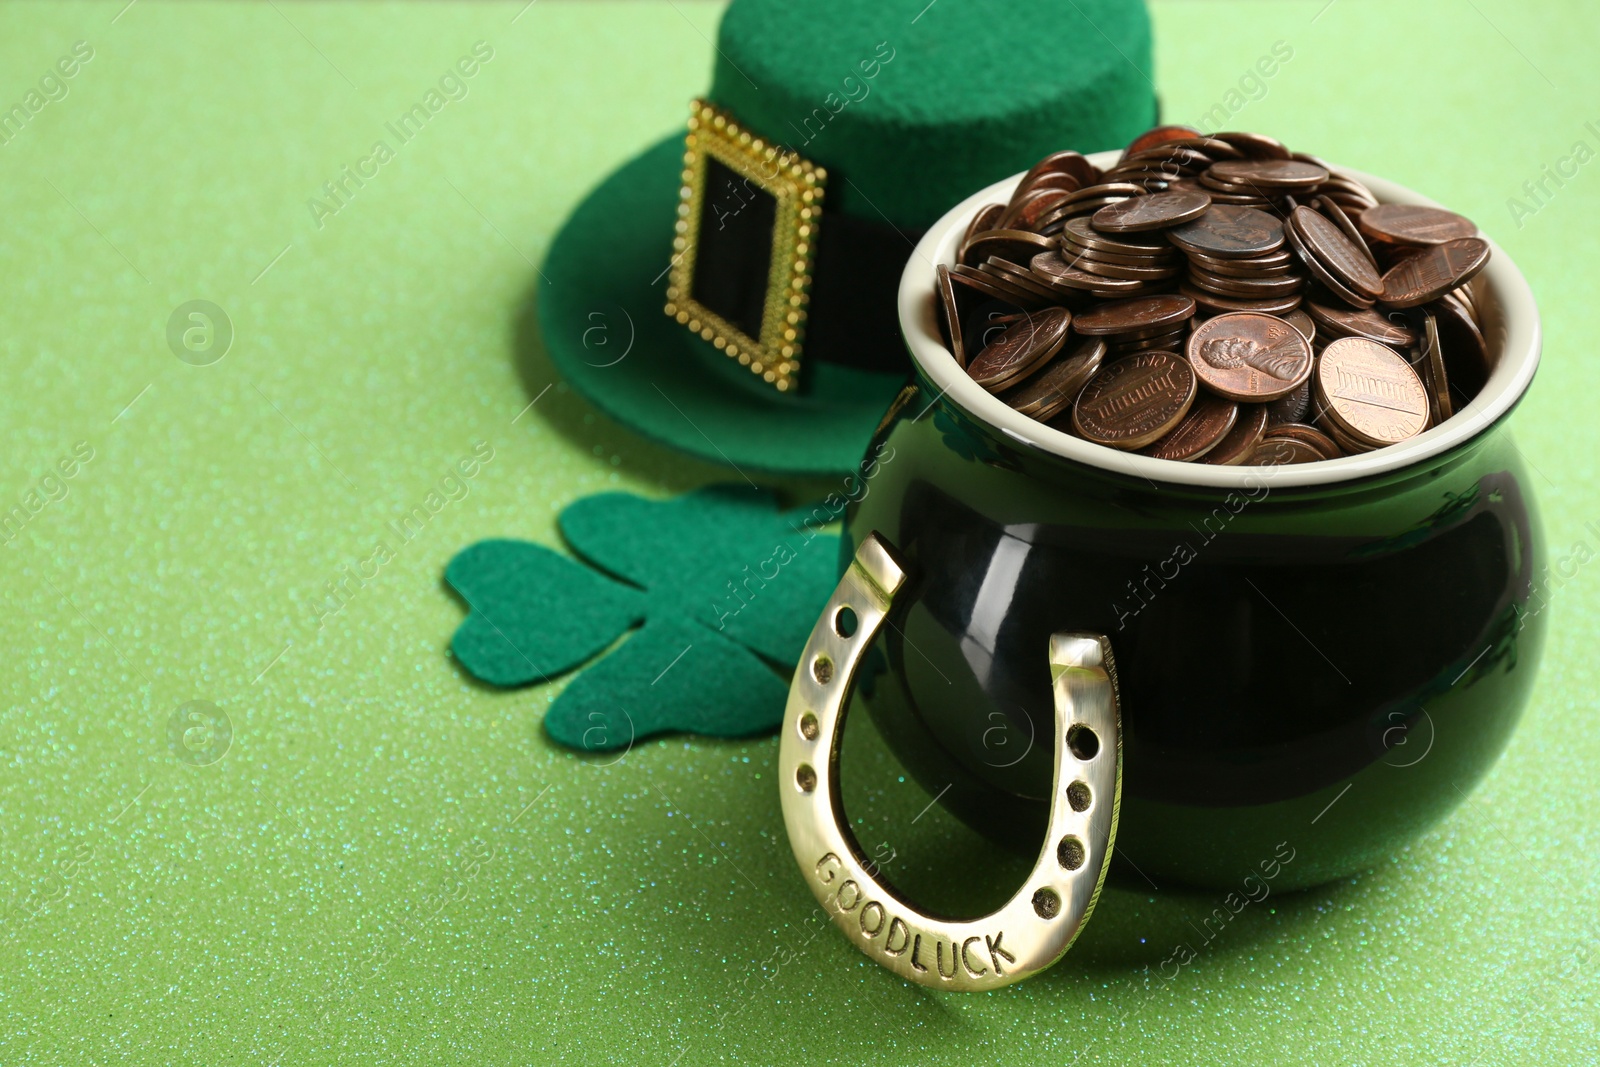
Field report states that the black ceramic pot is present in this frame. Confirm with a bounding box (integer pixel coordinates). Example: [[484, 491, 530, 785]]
[[840, 159, 1545, 892]]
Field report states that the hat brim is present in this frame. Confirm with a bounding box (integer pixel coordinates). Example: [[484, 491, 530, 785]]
[[541, 134, 909, 476]]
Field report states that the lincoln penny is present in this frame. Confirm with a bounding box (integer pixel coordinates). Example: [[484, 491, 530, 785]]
[[1073, 350, 1197, 449], [1187, 312, 1314, 401], [1316, 337, 1429, 446]]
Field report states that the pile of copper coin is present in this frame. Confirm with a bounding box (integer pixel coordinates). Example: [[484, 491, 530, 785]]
[[935, 126, 1493, 465]]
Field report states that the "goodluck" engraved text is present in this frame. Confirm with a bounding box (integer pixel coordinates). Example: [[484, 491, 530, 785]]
[[814, 852, 1014, 980]]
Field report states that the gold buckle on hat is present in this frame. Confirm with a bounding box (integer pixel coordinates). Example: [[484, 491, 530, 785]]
[[665, 100, 826, 393]]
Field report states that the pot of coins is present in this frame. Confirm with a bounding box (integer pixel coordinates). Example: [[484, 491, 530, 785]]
[[781, 134, 1543, 923]]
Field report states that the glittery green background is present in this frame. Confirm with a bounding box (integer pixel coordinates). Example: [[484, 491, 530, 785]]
[[3, 2, 1597, 1063]]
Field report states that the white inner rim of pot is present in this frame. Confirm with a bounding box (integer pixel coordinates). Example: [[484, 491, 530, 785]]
[[898, 150, 1542, 489]]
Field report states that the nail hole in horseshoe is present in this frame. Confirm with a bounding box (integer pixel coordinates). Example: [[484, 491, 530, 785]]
[[1067, 724, 1099, 761], [796, 763, 817, 793], [799, 712, 819, 741], [1066, 781, 1091, 812], [1032, 887, 1061, 919], [1058, 836, 1086, 871], [833, 605, 859, 638], [812, 655, 834, 685]]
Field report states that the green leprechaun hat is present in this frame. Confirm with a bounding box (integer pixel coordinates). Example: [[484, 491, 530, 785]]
[[541, 0, 1157, 475]]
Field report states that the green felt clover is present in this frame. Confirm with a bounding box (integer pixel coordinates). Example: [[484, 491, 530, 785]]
[[445, 485, 842, 751]]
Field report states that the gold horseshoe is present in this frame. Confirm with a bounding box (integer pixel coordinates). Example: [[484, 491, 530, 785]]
[[778, 533, 1122, 990]]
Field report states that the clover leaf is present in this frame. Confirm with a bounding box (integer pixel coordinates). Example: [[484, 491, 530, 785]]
[[446, 485, 841, 751]]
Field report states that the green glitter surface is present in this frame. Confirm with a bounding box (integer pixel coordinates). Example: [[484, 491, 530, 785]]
[[2, 2, 1597, 1063]]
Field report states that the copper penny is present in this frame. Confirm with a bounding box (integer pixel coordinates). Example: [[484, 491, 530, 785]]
[[1083, 283, 1161, 301], [1283, 308, 1316, 344], [1061, 217, 1174, 255], [950, 263, 1050, 309], [1197, 183, 1272, 203], [1446, 284, 1480, 325], [1031, 183, 1145, 232], [1030, 253, 1145, 293], [1073, 350, 1198, 449], [1188, 270, 1304, 298], [1178, 283, 1302, 317], [980, 257, 1069, 300], [1091, 189, 1213, 233], [1198, 173, 1271, 195], [1420, 311, 1453, 424], [1245, 436, 1325, 465], [1316, 337, 1429, 446], [946, 266, 1039, 319], [935, 265, 965, 367], [1142, 393, 1239, 461], [1060, 243, 1178, 271], [1060, 238, 1177, 269], [958, 203, 1003, 259], [1017, 172, 1084, 200], [1045, 195, 1136, 223], [1101, 166, 1199, 189], [1187, 312, 1314, 401], [1060, 246, 1177, 278], [1058, 181, 1150, 206], [1206, 159, 1329, 190], [1316, 396, 1381, 450], [1211, 131, 1291, 160], [1310, 196, 1378, 271], [1107, 330, 1189, 357], [967, 307, 1072, 390], [1099, 318, 1193, 344], [1378, 238, 1490, 308], [969, 270, 1057, 309], [1072, 294, 1197, 336], [1167, 205, 1285, 258], [1433, 293, 1489, 397], [1075, 259, 1184, 282], [1119, 144, 1215, 171], [1332, 185, 1381, 209], [962, 228, 1056, 267], [1304, 301, 1416, 347], [1289, 205, 1384, 300], [1283, 218, 1374, 312], [1000, 187, 1072, 231], [1319, 171, 1377, 199], [1122, 125, 1204, 158], [1101, 171, 1188, 193], [1153, 135, 1248, 159], [964, 308, 1031, 356], [1312, 404, 1376, 454], [1321, 190, 1378, 213], [1187, 250, 1295, 277], [999, 338, 1106, 420], [1019, 149, 1099, 192], [1201, 403, 1269, 465], [1266, 378, 1312, 425], [1018, 189, 1079, 232], [1263, 422, 1340, 459], [1358, 203, 1477, 247]]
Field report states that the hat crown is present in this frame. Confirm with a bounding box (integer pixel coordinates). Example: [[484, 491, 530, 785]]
[[707, 0, 1157, 229]]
